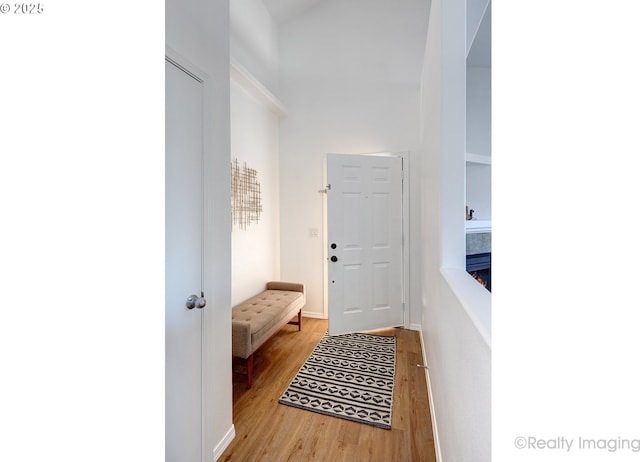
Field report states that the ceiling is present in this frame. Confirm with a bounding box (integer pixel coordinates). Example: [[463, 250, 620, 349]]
[[263, 0, 490, 68], [262, 0, 326, 24]]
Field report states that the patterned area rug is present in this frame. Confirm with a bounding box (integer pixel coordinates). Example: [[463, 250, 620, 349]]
[[278, 331, 396, 429]]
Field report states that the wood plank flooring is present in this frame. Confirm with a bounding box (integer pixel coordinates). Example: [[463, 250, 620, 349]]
[[221, 318, 436, 462]]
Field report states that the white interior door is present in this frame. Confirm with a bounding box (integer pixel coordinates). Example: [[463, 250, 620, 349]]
[[165, 57, 204, 462], [327, 153, 404, 336]]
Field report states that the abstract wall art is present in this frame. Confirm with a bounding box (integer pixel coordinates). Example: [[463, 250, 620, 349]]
[[231, 158, 262, 230]]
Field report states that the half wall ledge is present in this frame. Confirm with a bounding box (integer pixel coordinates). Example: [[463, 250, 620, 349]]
[[441, 267, 491, 347]]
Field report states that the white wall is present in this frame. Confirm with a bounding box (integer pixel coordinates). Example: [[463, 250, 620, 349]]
[[466, 66, 491, 220], [466, 67, 491, 157], [166, 0, 234, 458], [230, 0, 279, 93], [278, 0, 429, 318], [465, 1, 491, 223], [230, 1, 283, 305], [420, 0, 491, 460], [466, 162, 491, 220], [231, 81, 281, 305]]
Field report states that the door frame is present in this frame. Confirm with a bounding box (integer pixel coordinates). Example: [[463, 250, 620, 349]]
[[165, 46, 215, 462], [322, 151, 411, 328]]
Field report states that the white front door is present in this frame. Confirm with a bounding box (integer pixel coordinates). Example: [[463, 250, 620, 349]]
[[327, 154, 404, 336], [165, 57, 204, 462]]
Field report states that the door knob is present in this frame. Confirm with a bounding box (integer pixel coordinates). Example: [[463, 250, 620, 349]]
[[330, 243, 337, 249], [186, 292, 207, 310], [330, 256, 338, 262]]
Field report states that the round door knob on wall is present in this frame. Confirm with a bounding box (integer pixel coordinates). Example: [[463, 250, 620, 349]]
[[330, 256, 338, 262]]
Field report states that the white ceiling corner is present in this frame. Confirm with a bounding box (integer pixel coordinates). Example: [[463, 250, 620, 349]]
[[467, 2, 491, 68]]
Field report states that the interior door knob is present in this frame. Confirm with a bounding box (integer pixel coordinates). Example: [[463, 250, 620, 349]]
[[330, 256, 338, 262], [186, 293, 206, 310]]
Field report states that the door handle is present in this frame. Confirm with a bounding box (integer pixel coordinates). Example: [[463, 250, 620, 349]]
[[330, 256, 338, 262], [186, 292, 207, 310]]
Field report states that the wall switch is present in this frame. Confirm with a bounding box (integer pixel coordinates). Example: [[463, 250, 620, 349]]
[[309, 227, 319, 237]]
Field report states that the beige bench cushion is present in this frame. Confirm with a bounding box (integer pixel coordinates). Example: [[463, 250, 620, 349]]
[[232, 282, 305, 359]]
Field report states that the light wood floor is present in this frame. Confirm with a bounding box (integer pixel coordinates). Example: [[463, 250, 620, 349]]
[[221, 318, 436, 462]]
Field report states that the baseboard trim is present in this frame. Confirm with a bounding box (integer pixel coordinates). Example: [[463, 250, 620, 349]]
[[302, 310, 326, 320], [417, 327, 443, 462], [213, 424, 235, 461]]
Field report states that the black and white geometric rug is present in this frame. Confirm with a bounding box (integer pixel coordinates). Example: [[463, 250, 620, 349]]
[[278, 331, 396, 430]]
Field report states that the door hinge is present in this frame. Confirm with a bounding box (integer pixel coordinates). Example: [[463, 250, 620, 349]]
[[318, 184, 331, 194]]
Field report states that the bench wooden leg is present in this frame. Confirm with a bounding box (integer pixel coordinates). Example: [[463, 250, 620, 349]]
[[232, 354, 254, 388], [287, 309, 302, 331], [246, 354, 253, 389], [236, 308, 303, 389]]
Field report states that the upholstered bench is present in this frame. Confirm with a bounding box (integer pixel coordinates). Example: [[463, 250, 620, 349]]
[[232, 281, 305, 388]]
